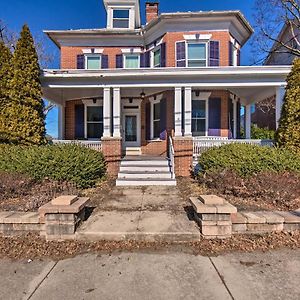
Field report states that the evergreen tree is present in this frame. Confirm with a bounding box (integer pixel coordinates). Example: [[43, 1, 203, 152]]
[[7, 24, 46, 145], [0, 42, 13, 142], [275, 58, 300, 153]]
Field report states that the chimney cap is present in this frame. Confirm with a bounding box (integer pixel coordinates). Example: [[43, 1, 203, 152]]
[[146, 1, 160, 5]]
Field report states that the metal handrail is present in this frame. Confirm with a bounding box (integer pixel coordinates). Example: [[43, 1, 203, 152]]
[[168, 136, 175, 179]]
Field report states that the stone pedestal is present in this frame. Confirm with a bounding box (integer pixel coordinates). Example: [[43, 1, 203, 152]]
[[39, 195, 90, 241], [190, 195, 237, 239], [101, 137, 122, 176]]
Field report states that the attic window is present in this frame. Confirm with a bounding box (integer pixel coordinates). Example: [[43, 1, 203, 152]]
[[113, 9, 130, 28]]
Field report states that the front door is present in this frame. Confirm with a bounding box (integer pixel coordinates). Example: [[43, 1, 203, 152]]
[[123, 113, 141, 148]]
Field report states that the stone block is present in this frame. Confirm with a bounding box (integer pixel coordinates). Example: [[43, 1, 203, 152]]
[[275, 211, 300, 224], [216, 203, 237, 214], [0, 224, 13, 232], [232, 223, 247, 233], [241, 212, 266, 224], [189, 197, 216, 214], [231, 213, 247, 224], [51, 195, 78, 206], [45, 213, 75, 222], [247, 223, 283, 233], [45, 223, 75, 236], [12, 223, 42, 231], [0, 212, 14, 223], [199, 195, 224, 205], [200, 213, 231, 221], [255, 211, 284, 224], [283, 223, 300, 231], [201, 225, 232, 236]]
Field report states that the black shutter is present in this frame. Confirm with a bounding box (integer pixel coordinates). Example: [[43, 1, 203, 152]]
[[116, 54, 123, 68], [209, 41, 220, 66], [229, 41, 234, 66], [77, 54, 85, 69], [237, 49, 241, 66], [141, 51, 151, 68], [160, 99, 167, 140], [228, 98, 234, 138], [146, 102, 151, 140], [101, 55, 109, 69], [160, 43, 166, 67], [75, 104, 84, 139], [208, 98, 221, 130], [237, 102, 241, 138], [176, 41, 186, 67]]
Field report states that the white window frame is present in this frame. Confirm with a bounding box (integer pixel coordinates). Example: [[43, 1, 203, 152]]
[[191, 92, 211, 137], [150, 94, 163, 140], [123, 53, 140, 69], [84, 54, 102, 70], [112, 8, 130, 29], [230, 37, 240, 67], [186, 41, 208, 68], [82, 99, 104, 140], [151, 46, 161, 68]]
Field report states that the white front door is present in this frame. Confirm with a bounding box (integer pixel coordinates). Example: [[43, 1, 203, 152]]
[[123, 112, 141, 148]]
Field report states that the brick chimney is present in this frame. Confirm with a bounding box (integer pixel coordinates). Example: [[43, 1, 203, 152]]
[[146, 2, 159, 24]]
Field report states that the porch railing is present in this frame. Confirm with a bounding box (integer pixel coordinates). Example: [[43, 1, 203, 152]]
[[52, 140, 102, 152], [193, 137, 274, 161], [168, 136, 175, 179]]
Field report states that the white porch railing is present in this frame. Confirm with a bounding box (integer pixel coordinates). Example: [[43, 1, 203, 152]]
[[193, 137, 274, 160], [52, 140, 102, 152], [168, 136, 175, 179]]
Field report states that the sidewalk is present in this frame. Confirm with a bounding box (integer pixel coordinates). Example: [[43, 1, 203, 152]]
[[1, 249, 299, 300]]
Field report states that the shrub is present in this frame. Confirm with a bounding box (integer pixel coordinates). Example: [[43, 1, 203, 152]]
[[240, 124, 275, 140], [198, 143, 300, 177], [0, 144, 106, 188]]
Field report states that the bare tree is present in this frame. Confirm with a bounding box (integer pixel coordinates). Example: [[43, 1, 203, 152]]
[[0, 20, 56, 115], [252, 0, 300, 64]]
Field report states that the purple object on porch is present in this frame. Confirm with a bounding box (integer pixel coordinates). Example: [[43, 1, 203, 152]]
[[160, 130, 167, 140], [208, 129, 221, 137]]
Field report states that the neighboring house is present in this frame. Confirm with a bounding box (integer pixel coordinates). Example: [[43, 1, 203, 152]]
[[252, 22, 299, 130], [41, 0, 290, 179]]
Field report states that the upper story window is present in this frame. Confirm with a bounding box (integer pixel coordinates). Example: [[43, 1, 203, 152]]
[[85, 55, 101, 70], [124, 54, 140, 68], [113, 9, 130, 29], [187, 43, 207, 67]]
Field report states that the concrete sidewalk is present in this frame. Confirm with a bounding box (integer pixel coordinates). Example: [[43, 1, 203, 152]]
[[0, 249, 299, 300]]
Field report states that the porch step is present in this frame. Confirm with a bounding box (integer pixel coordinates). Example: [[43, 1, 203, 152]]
[[124, 147, 142, 156], [116, 155, 176, 186], [116, 178, 177, 186]]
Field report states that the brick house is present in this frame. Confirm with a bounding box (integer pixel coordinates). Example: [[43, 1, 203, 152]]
[[41, 0, 290, 183]]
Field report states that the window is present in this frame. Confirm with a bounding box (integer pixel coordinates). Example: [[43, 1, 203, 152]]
[[113, 9, 130, 28], [187, 43, 207, 67], [85, 55, 101, 70], [124, 54, 140, 68], [86, 106, 103, 139], [192, 100, 207, 136], [153, 102, 161, 138], [153, 48, 161, 68]]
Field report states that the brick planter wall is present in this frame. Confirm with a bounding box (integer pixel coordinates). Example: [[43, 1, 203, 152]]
[[173, 137, 193, 177], [101, 137, 122, 176]]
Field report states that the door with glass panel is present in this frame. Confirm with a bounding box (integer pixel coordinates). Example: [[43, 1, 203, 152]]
[[123, 113, 140, 148]]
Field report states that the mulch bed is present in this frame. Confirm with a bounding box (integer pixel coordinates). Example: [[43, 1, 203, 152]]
[[0, 231, 299, 260], [178, 172, 300, 212]]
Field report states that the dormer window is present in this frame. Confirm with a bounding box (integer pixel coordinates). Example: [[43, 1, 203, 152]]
[[113, 9, 130, 29]]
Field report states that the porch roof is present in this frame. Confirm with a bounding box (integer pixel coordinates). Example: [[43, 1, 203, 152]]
[[41, 65, 290, 106]]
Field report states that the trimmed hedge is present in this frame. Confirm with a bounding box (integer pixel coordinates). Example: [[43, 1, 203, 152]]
[[0, 144, 106, 188], [198, 143, 300, 177]]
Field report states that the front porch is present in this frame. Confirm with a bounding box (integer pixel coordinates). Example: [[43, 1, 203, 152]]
[[42, 66, 290, 176]]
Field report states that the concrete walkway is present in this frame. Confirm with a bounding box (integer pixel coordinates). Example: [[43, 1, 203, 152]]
[[1, 249, 299, 300], [77, 186, 200, 242]]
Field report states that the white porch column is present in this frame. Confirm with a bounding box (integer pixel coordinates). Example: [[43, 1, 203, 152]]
[[113, 87, 121, 138], [232, 99, 237, 139], [57, 103, 65, 140], [245, 104, 252, 139], [184, 87, 192, 136], [103, 87, 111, 137], [174, 87, 182, 136], [276, 86, 285, 129]]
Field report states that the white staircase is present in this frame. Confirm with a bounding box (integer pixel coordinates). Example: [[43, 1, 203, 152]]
[[116, 156, 176, 186]]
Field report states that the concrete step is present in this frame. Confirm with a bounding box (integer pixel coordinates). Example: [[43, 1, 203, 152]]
[[120, 165, 171, 172], [116, 178, 177, 186], [124, 148, 142, 156], [118, 171, 172, 179], [121, 160, 169, 167]]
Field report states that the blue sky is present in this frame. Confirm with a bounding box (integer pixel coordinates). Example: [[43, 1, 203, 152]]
[[1, 0, 256, 138]]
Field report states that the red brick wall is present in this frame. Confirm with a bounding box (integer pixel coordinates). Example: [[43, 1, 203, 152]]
[[173, 137, 193, 177], [163, 31, 232, 67], [101, 137, 122, 176]]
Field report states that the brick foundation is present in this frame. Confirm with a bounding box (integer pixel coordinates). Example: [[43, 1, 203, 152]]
[[173, 136, 193, 177], [101, 137, 122, 176]]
